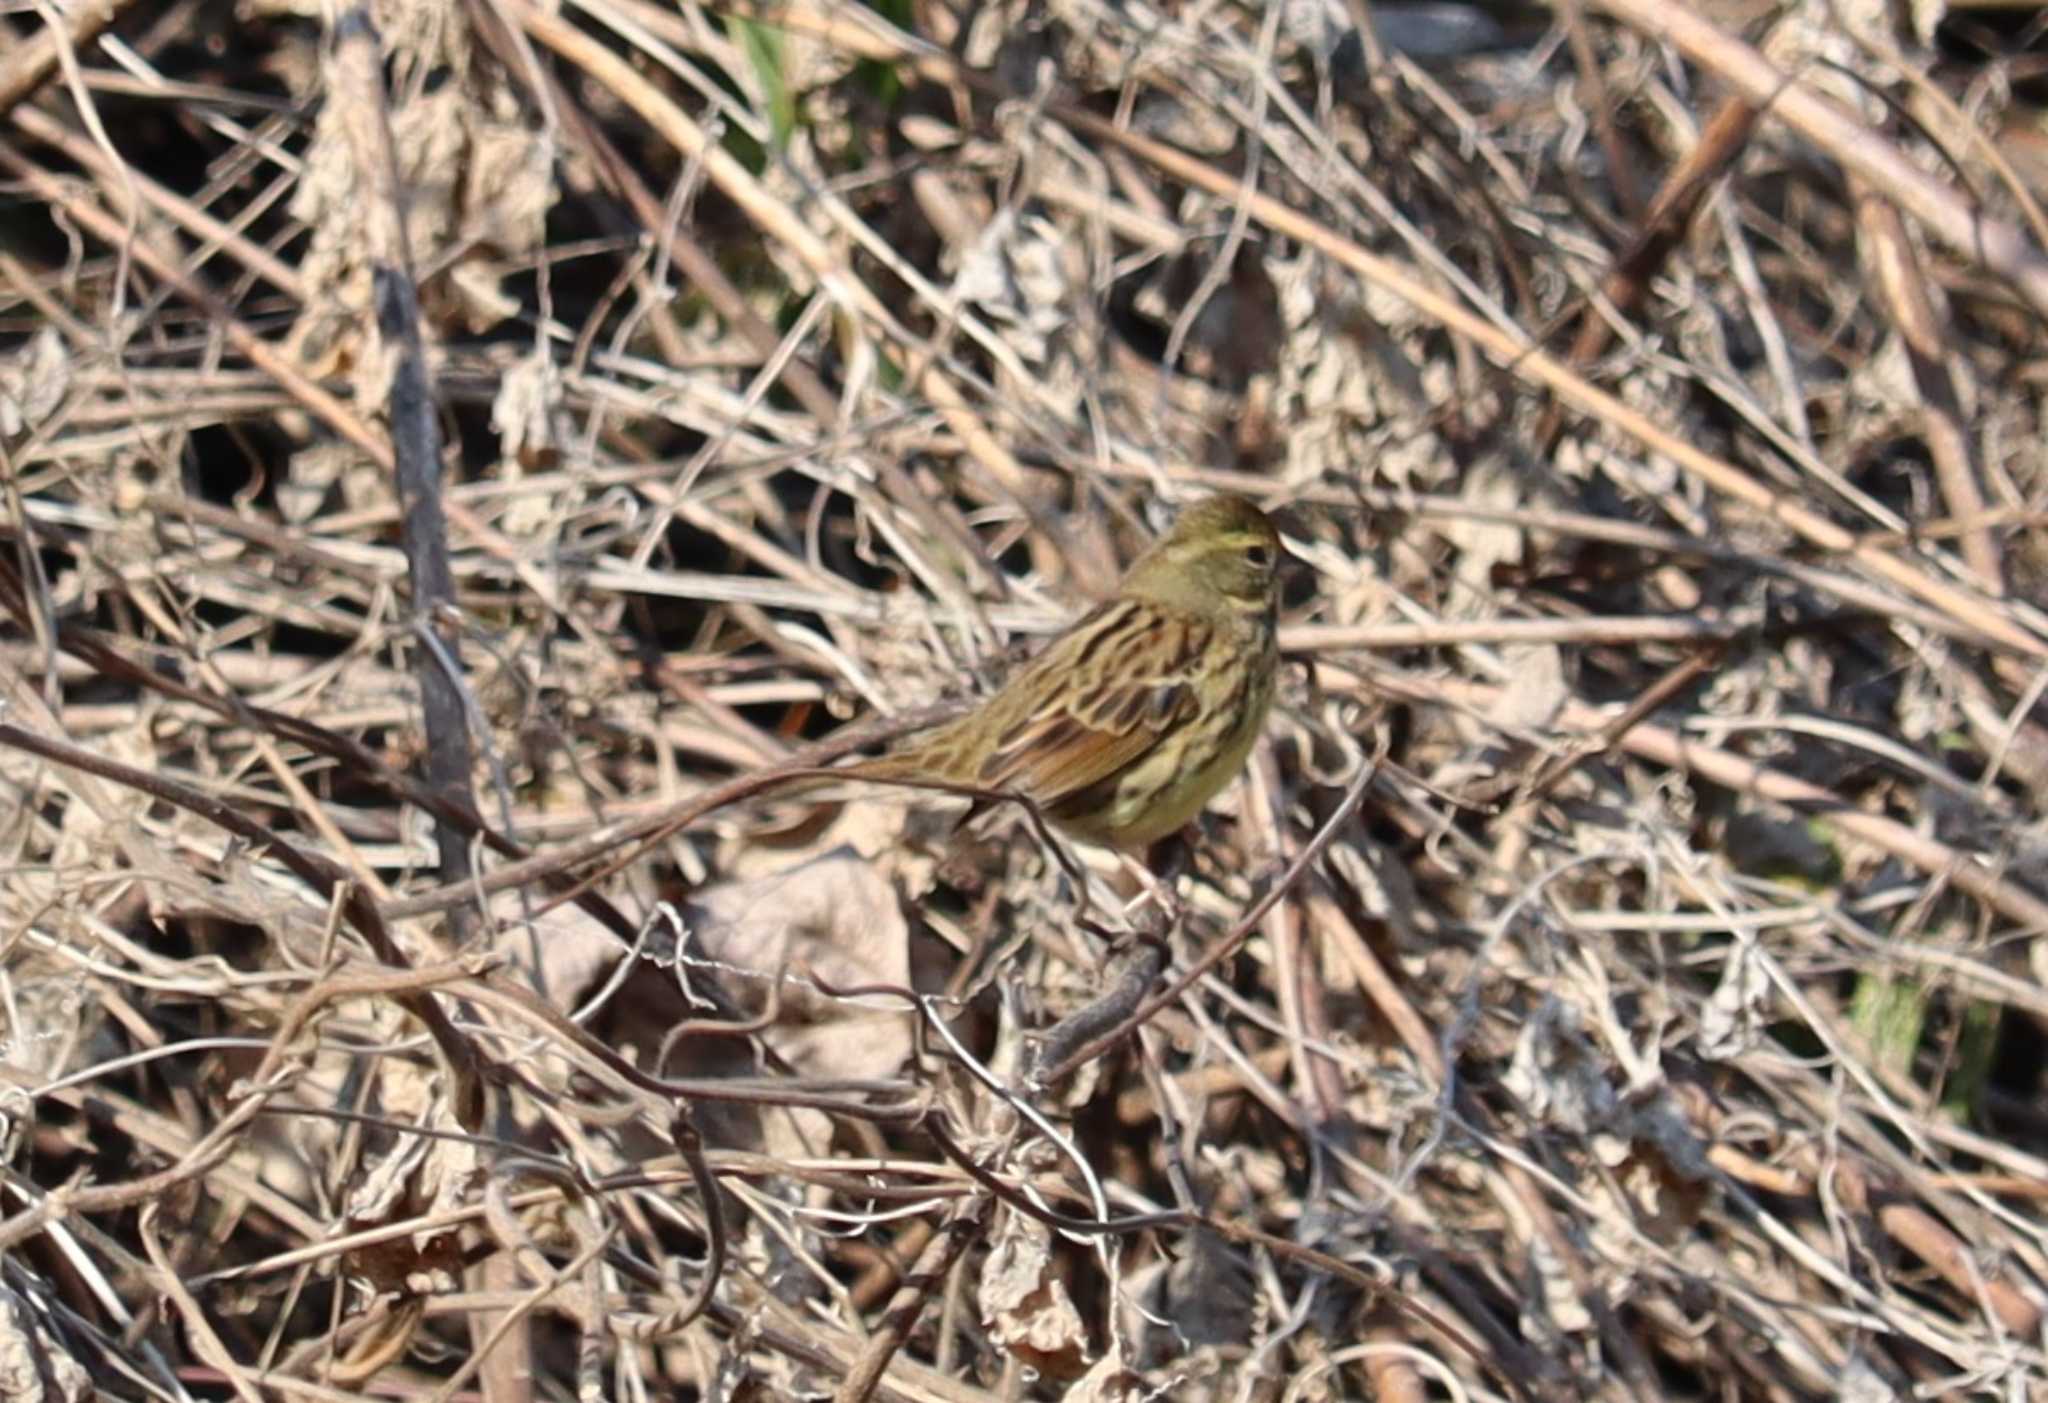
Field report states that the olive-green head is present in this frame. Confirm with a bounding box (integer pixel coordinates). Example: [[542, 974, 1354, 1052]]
[[1119, 494, 1282, 616]]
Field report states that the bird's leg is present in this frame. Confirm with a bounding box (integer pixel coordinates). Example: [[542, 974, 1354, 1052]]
[[1117, 859, 1178, 928], [1119, 832, 1191, 932]]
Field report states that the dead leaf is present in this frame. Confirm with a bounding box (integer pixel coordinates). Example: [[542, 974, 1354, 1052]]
[[0, 329, 67, 435], [979, 1208, 1090, 1379], [0, 1281, 91, 1403]]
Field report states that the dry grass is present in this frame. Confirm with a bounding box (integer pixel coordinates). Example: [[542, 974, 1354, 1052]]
[[4, 0, 2048, 1398]]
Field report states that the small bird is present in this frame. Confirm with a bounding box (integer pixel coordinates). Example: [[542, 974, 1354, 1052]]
[[840, 494, 1283, 851]]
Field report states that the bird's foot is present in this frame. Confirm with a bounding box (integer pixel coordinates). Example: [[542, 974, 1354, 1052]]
[[1118, 857, 1183, 935]]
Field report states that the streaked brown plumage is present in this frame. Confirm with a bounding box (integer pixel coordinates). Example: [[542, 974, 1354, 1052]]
[[843, 494, 1282, 850]]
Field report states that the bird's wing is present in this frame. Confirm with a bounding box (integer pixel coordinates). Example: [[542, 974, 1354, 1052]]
[[975, 599, 1206, 806]]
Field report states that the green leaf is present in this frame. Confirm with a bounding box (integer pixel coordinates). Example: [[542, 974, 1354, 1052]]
[[1849, 974, 1925, 1079], [854, 0, 914, 105], [1939, 999, 2001, 1122], [726, 16, 796, 151]]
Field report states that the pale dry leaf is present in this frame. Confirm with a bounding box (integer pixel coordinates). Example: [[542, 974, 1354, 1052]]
[[0, 972, 87, 1085], [1279, 0, 1350, 59], [684, 847, 914, 1080], [1283, 266, 1438, 448], [342, 1098, 481, 1281], [1361, 417, 1454, 491], [910, 166, 990, 250], [1522, 1234, 1594, 1342], [1487, 643, 1567, 733], [256, 21, 322, 92], [775, 1007, 916, 1087], [448, 260, 522, 333], [490, 349, 563, 492], [312, 438, 391, 515], [951, 208, 1018, 307], [277, 438, 355, 524], [1700, 648, 1781, 730], [1610, 380, 1688, 502], [1836, 1354, 1903, 1403], [686, 848, 909, 1004], [1500, 999, 1614, 1135], [900, 114, 962, 151], [1283, 266, 1437, 483], [1584, 1167, 1652, 1270], [281, 86, 371, 381], [957, 0, 1050, 77], [489, 889, 637, 1018], [1272, 244, 1320, 337], [1286, 323, 1382, 483], [1284, 1337, 1342, 1403], [241, 0, 465, 23], [54, 722, 154, 872], [1592, 1131, 1631, 1170], [979, 1208, 1090, 1376], [1765, 2, 1877, 117], [282, 12, 550, 387], [1894, 643, 1951, 747], [1698, 937, 1768, 1061], [1850, 327, 1979, 427], [0, 1281, 91, 1403], [456, 93, 556, 251], [109, 828, 314, 956], [1906, 0, 1945, 46], [953, 210, 1072, 367], [1161, 1230, 1254, 1348], [0, 328, 68, 436], [345, 1118, 439, 1225], [1441, 456, 1527, 608], [1419, 751, 1499, 801], [1062, 1344, 1143, 1403], [1848, 331, 1920, 425], [443, 93, 557, 332]]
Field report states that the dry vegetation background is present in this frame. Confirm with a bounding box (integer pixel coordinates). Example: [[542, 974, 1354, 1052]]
[[4, 0, 2048, 1398]]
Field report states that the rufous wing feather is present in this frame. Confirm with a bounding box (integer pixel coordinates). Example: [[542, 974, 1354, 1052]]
[[974, 601, 1202, 807]]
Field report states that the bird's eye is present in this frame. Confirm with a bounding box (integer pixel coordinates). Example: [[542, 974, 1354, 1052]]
[[1245, 544, 1273, 569]]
